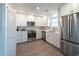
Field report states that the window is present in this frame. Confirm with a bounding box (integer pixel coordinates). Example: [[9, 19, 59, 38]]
[[52, 17, 58, 27], [48, 13, 59, 32]]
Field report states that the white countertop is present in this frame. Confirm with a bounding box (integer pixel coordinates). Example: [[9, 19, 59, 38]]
[[26, 27, 60, 34]]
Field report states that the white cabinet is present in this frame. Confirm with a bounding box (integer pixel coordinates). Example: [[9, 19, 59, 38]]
[[35, 17, 42, 26], [60, 3, 79, 16], [27, 15, 35, 22], [17, 31, 27, 43], [53, 32, 60, 48], [46, 31, 53, 44], [16, 14, 28, 26], [35, 16, 48, 26], [36, 30, 42, 39], [46, 31, 60, 48]]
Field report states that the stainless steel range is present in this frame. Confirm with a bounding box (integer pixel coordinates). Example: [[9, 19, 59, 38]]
[[27, 30, 36, 41], [27, 22, 36, 41]]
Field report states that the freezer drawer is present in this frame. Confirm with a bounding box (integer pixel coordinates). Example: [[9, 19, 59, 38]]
[[60, 40, 71, 56], [60, 40, 79, 56], [60, 40, 65, 53], [70, 43, 79, 56], [64, 41, 71, 56]]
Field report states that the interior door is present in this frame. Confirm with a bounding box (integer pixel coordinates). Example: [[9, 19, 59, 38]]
[[62, 16, 69, 41], [7, 9, 16, 56]]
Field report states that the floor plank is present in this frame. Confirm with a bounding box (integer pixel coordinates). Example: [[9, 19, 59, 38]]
[[16, 40, 64, 56]]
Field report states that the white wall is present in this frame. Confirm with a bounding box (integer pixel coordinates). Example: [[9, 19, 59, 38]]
[[60, 3, 79, 16]]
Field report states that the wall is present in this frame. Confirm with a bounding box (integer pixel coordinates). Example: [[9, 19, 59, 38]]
[[0, 3, 6, 56], [60, 3, 79, 16]]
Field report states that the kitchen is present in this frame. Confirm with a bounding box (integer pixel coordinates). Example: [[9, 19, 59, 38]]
[[0, 3, 79, 56], [7, 3, 62, 56]]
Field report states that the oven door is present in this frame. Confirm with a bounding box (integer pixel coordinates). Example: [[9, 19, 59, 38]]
[[27, 30, 36, 41]]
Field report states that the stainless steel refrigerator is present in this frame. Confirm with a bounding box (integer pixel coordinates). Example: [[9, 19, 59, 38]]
[[60, 12, 79, 56]]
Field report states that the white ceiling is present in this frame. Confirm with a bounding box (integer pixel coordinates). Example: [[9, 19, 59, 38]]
[[8, 3, 65, 16]]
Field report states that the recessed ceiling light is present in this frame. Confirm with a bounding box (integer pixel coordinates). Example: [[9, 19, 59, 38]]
[[36, 6, 40, 10]]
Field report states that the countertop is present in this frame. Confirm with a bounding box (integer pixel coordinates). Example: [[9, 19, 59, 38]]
[[17, 26, 60, 34], [36, 29, 60, 34]]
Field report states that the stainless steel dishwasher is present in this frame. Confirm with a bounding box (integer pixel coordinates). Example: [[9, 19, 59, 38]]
[[42, 31, 46, 41]]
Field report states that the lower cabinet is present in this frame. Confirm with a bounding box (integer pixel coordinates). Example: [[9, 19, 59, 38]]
[[36, 30, 42, 39], [46, 31, 60, 48], [17, 31, 27, 43]]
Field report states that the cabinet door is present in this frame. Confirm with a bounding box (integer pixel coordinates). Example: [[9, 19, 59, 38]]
[[53, 33, 60, 48], [17, 31, 21, 43], [27, 15, 35, 22], [16, 14, 27, 26], [35, 17, 48, 26], [46, 32, 53, 44], [35, 17, 41, 26], [22, 31, 27, 42], [36, 31, 42, 39]]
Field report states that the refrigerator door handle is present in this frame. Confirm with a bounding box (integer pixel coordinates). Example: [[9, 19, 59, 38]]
[[69, 11, 74, 41], [70, 14, 72, 40], [69, 14, 71, 40]]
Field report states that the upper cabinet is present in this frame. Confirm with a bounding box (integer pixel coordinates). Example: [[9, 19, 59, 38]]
[[16, 13, 49, 26], [27, 15, 35, 22], [35, 16, 48, 26], [16, 14, 28, 26], [60, 3, 79, 16]]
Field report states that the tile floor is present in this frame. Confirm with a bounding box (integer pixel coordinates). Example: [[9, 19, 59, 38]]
[[16, 39, 64, 56]]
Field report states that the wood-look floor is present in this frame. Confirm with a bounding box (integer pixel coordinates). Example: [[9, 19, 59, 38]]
[[16, 40, 64, 56]]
